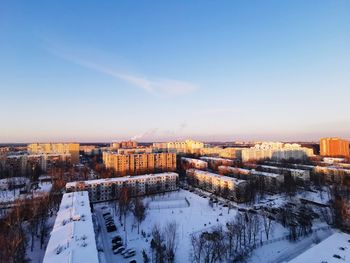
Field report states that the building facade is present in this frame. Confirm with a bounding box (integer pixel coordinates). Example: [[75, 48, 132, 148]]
[[0, 153, 71, 178], [199, 156, 234, 170], [186, 169, 247, 202], [320, 137, 350, 157], [181, 157, 208, 170], [111, 140, 138, 149], [28, 143, 80, 164], [66, 172, 179, 202], [102, 152, 176, 176], [153, 139, 204, 154]]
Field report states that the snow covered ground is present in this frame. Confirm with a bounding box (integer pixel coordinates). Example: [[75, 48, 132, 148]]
[[94, 189, 239, 262], [92, 189, 333, 263]]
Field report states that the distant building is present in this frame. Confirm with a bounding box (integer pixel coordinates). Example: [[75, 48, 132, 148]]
[[320, 137, 350, 157], [79, 145, 101, 156], [186, 169, 247, 202], [43, 191, 99, 263], [241, 142, 314, 162], [153, 139, 204, 154], [28, 143, 80, 164], [102, 152, 176, 176], [66, 172, 179, 202], [111, 140, 138, 149], [196, 147, 242, 159], [181, 157, 208, 170], [0, 153, 71, 177]]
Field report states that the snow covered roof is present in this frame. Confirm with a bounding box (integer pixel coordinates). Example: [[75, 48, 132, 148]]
[[250, 170, 283, 178], [218, 166, 251, 174], [181, 157, 207, 164], [260, 165, 307, 173], [43, 191, 99, 263], [66, 172, 179, 188], [316, 166, 350, 173], [200, 156, 233, 162], [288, 232, 350, 263]]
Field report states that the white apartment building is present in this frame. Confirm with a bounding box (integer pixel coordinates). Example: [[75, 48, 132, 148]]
[[186, 169, 247, 202], [241, 142, 314, 162], [217, 165, 284, 192], [153, 139, 204, 154], [66, 172, 179, 202], [259, 165, 310, 181]]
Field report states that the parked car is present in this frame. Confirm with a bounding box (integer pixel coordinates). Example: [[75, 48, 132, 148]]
[[112, 243, 123, 250], [124, 251, 136, 258], [121, 248, 136, 256], [113, 246, 125, 254], [112, 236, 122, 242]]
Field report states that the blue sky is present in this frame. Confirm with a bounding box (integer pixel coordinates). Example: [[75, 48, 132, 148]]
[[0, 1, 349, 142]]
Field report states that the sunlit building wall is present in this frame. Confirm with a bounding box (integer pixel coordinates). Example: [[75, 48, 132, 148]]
[[320, 138, 349, 157]]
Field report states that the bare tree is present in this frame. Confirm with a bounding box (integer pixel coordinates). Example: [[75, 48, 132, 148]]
[[164, 221, 178, 263], [150, 224, 165, 263], [118, 187, 131, 230], [132, 197, 148, 234], [261, 211, 273, 240]]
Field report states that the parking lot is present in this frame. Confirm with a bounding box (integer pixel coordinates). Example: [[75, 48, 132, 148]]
[[95, 206, 137, 263]]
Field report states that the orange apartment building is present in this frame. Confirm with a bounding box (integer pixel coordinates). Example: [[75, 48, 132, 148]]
[[320, 138, 349, 157], [103, 152, 176, 176]]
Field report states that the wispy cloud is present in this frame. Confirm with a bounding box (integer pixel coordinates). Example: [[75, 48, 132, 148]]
[[200, 108, 239, 114], [46, 45, 198, 96]]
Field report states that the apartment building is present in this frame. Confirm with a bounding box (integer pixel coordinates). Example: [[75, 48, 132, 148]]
[[320, 138, 349, 157], [103, 152, 176, 176], [43, 191, 99, 263], [314, 165, 350, 183], [153, 139, 204, 154], [186, 169, 247, 202], [258, 165, 310, 181], [218, 165, 284, 192], [0, 153, 71, 178], [199, 156, 234, 170], [111, 140, 138, 149], [66, 172, 179, 202], [241, 142, 314, 162], [28, 143, 80, 164], [181, 157, 208, 170], [196, 147, 242, 159]]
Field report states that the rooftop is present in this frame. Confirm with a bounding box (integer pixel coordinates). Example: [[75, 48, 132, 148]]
[[66, 172, 179, 188], [288, 232, 350, 263], [200, 156, 233, 162], [43, 191, 99, 263]]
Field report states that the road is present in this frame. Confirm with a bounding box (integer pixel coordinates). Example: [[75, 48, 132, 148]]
[[96, 210, 114, 263]]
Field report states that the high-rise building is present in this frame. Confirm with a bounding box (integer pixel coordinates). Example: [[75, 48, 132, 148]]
[[28, 143, 80, 164], [103, 152, 176, 176], [320, 137, 350, 157]]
